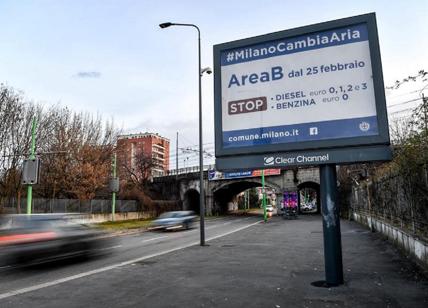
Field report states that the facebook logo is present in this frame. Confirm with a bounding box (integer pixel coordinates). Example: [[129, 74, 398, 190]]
[[309, 127, 318, 135]]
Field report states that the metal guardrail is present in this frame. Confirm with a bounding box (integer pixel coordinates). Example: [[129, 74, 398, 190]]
[[157, 164, 215, 177]]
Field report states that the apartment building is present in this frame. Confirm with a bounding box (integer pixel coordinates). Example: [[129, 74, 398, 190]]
[[117, 132, 170, 179]]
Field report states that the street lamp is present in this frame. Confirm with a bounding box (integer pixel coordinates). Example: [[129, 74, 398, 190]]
[[159, 22, 210, 246]]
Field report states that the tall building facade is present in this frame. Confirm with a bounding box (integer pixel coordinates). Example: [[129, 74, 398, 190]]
[[117, 132, 170, 179]]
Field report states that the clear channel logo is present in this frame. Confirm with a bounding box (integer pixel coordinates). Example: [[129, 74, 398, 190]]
[[264, 156, 275, 166]]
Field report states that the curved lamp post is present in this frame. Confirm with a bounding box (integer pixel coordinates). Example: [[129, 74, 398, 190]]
[[159, 22, 210, 246]]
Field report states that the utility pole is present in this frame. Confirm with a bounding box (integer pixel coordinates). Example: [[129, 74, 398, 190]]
[[422, 94, 427, 135], [111, 153, 117, 221], [176, 132, 179, 177], [422, 94, 428, 191], [26, 118, 37, 215], [366, 169, 374, 232], [246, 190, 248, 210], [244, 190, 247, 212]]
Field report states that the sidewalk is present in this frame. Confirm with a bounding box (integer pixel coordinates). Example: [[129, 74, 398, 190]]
[[117, 215, 428, 307]]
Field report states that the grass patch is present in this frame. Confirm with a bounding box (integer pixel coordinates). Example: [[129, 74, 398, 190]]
[[95, 218, 153, 231]]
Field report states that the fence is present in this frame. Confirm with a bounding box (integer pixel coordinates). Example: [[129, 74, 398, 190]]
[[349, 171, 428, 242], [1, 198, 138, 214]]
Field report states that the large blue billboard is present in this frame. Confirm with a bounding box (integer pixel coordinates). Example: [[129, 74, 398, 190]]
[[214, 13, 391, 167]]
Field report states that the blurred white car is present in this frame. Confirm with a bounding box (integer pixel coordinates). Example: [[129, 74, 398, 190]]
[[301, 202, 316, 212], [265, 204, 274, 212], [150, 211, 197, 231]]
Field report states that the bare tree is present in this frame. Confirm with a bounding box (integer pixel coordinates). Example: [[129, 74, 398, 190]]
[[0, 84, 120, 207], [0, 85, 43, 210], [119, 150, 156, 191]]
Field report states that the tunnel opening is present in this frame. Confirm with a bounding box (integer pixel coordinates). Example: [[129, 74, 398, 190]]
[[297, 182, 320, 214], [213, 180, 278, 215], [183, 189, 200, 214]]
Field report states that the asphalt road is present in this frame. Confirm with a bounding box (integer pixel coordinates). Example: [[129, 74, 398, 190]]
[[1, 215, 427, 307], [0, 216, 261, 303]]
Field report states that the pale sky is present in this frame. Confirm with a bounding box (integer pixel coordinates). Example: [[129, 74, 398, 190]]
[[0, 0, 427, 167]]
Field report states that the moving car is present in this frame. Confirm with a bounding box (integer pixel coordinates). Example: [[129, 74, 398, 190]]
[[0, 214, 114, 267], [150, 211, 197, 231], [300, 201, 316, 212], [265, 204, 274, 212]]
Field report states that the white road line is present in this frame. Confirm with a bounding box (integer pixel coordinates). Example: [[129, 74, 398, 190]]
[[96, 245, 122, 251], [141, 236, 168, 243], [205, 220, 261, 242], [0, 219, 262, 300]]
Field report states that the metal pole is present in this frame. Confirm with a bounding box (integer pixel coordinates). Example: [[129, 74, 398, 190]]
[[320, 164, 344, 286], [159, 22, 205, 246], [366, 174, 374, 232], [112, 153, 117, 221], [244, 190, 247, 212], [176, 132, 179, 178], [422, 94, 427, 135], [27, 118, 37, 215], [197, 28, 206, 246], [262, 170, 267, 222]]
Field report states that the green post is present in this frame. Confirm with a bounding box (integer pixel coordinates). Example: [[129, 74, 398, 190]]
[[112, 153, 117, 221], [26, 118, 37, 215], [262, 170, 267, 222], [244, 190, 247, 212]]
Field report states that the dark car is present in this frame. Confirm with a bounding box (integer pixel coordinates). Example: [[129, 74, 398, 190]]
[[150, 211, 197, 231], [0, 214, 114, 267]]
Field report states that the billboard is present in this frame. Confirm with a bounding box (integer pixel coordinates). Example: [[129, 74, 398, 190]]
[[214, 13, 391, 167]]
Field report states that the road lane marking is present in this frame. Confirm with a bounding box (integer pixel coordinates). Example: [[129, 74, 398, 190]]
[[0, 219, 262, 300], [205, 220, 262, 242], [95, 245, 122, 251], [141, 236, 168, 243]]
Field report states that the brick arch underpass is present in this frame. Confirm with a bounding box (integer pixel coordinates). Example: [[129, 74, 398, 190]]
[[211, 179, 281, 215], [152, 168, 320, 215]]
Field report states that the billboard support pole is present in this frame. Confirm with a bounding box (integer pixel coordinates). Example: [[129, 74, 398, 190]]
[[320, 164, 344, 286]]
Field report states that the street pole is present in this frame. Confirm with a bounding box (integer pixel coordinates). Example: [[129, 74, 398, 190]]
[[27, 118, 37, 215], [422, 93, 427, 135], [176, 132, 179, 178], [262, 170, 267, 222], [246, 190, 249, 210], [197, 27, 206, 246], [112, 153, 117, 221], [244, 190, 247, 212], [159, 22, 206, 246], [320, 164, 344, 286]]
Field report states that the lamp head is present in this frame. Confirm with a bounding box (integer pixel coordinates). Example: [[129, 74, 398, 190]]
[[159, 22, 173, 29], [201, 67, 213, 75]]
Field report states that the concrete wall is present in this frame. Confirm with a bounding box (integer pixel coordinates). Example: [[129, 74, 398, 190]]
[[353, 213, 428, 268], [80, 212, 151, 224]]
